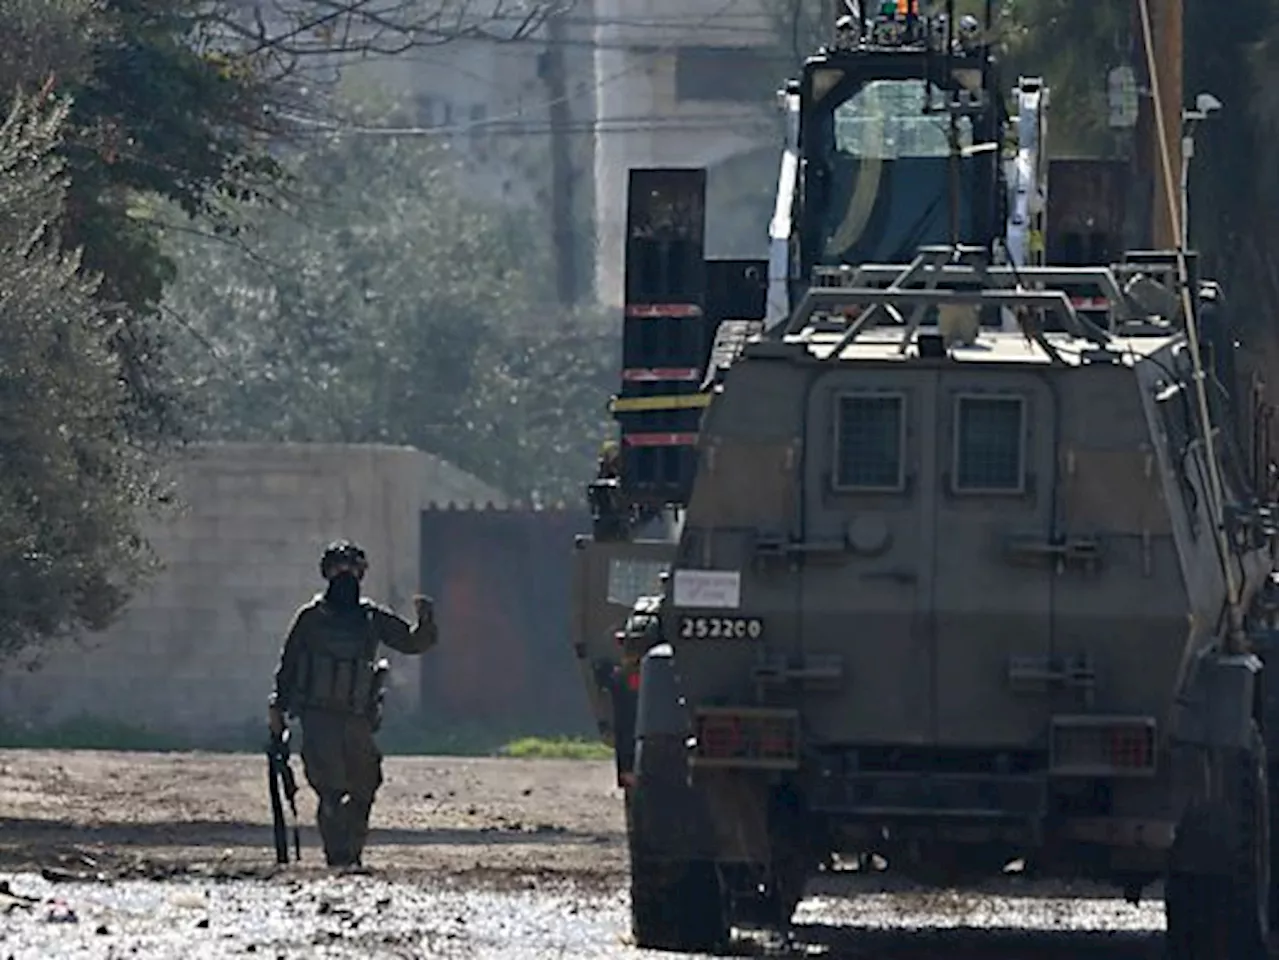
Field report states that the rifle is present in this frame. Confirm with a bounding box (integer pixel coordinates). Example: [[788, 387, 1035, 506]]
[[266, 726, 301, 864]]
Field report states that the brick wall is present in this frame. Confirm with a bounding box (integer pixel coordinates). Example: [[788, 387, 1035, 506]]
[[0, 443, 504, 745]]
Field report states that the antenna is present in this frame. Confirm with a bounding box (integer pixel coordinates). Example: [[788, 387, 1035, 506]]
[[838, 0, 864, 39], [945, 0, 960, 248]]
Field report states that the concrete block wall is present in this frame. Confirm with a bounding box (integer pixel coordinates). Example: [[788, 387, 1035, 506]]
[[0, 443, 503, 744]]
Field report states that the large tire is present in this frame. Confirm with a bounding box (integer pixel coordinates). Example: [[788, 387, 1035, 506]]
[[1165, 724, 1272, 960], [626, 735, 729, 953], [762, 788, 814, 929], [629, 855, 726, 953]]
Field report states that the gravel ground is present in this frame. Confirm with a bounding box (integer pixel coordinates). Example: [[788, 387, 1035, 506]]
[[0, 871, 1169, 959], [0, 749, 1207, 959]]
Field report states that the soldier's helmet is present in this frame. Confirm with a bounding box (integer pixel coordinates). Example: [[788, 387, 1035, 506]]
[[320, 540, 368, 580]]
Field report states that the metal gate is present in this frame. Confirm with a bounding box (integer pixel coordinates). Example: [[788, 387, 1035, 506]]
[[418, 504, 595, 735]]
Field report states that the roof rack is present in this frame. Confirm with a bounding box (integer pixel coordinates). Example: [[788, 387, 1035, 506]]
[[775, 244, 1188, 362]]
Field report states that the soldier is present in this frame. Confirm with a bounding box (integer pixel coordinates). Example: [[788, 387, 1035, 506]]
[[267, 540, 438, 868], [589, 440, 629, 540]]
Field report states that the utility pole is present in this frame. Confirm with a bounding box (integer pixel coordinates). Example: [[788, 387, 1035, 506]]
[[1134, 0, 1183, 249], [544, 8, 578, 305]]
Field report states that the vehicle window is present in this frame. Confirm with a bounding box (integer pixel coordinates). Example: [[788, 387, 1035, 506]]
[[835, 393, 905, 491], [607, 558, 668, 607], [953, 395, 1025, 492], [832, 79, 972, 160]]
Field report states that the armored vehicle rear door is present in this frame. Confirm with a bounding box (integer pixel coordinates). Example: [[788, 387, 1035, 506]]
[[800, 363, 1056, 746], [931, 369, 1057, 744], [801, 367, 939, 744]]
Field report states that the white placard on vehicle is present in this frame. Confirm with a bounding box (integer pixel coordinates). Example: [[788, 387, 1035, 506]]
[[672, 569, 741, 610]]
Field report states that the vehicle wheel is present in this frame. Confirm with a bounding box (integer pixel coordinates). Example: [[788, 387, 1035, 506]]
[[626, 735, 729, 953], [629, 855, 727, 953], [1165, 723, 1272, 960], [766, 792, 813, 928]]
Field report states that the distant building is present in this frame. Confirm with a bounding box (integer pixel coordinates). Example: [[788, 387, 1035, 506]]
[[340, 10, 599, 303], [344, 30, 555, 211], [243, 0, 788, 307], [592, 0, 786, 306]]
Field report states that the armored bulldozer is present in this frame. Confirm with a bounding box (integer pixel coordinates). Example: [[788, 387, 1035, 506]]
[[569, 2, 1279, 956]]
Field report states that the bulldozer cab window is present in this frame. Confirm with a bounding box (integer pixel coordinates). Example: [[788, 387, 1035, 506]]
[[806, 76, 983, 266], [831, 79, 972, 159]]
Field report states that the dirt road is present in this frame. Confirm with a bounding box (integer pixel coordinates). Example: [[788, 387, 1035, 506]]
[[0, 750, 1172, 958], [0, 749, 627, 883]]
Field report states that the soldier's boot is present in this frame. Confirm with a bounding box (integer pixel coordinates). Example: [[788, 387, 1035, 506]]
[[317, 792, 355, 867], [347, 794, 375, 867]]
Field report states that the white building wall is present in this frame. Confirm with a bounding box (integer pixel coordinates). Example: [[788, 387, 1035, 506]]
[[0, 444, 504, 744], [345, 37, 553, 210], [592, 0, 783, 306]]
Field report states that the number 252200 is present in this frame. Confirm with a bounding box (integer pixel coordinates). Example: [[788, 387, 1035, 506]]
[[678, 616, 764, 640]]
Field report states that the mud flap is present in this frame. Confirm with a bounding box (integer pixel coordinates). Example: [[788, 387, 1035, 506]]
[[630, 646, 714, 864], [1165, 724, 1271, 960], [635, 643, 686, 740], [1170, 653, 1262, 751]]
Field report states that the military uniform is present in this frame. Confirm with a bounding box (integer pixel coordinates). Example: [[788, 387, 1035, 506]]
[[269, 541, 437, 867]]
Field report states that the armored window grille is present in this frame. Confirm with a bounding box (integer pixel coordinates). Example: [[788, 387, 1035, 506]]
[[954, 395, 1025, 492], [835, 393, 905, 491], [607, 558, 669, 608]]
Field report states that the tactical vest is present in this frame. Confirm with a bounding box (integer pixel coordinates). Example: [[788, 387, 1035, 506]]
[[289, 601, 387, 718]]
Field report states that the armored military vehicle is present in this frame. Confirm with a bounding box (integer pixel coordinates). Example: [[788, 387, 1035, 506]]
[[569, 2, 1278, 957]]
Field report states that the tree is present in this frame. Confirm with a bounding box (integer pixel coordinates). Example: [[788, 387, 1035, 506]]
[[1001, 0, 1134, 155], [0, 92, 159, 656], [1183, 0, 1277, 410], [209, 0, 566, 65], [0, 0, 579, 654], [0, 0, 571, 450], [160, 101, 615, 502]]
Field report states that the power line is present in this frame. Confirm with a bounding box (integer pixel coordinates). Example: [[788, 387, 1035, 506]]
[[273, 0, 752, 139], [285, 112, 781, 139]]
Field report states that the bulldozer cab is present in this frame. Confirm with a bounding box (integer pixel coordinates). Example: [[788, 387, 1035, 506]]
[[797, 48, 1003, 276]]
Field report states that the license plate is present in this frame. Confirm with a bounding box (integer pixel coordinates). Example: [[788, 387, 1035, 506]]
[[678, 615, 763, 640]]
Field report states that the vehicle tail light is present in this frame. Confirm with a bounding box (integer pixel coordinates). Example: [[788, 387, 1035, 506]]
[[1051, 715, 1157, 777], [692, 708, 800, 769]]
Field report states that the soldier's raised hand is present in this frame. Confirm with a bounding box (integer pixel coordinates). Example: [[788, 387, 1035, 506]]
[[413, 594, 434, 624]]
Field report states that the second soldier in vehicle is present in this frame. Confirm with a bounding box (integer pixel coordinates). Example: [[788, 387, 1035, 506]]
[[267, 540, 438, 868]]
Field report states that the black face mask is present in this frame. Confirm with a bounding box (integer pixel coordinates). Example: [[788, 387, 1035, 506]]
[[325, 571, 361, 609]]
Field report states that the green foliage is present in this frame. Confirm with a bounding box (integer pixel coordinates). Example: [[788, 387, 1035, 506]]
[[1001, 0, 1133, 156], [0, 716, 608, 757], [0, 92, 159, 655], [161, 103, 616, 502], [0, 0, 99, 96], [60, 1, 280, 298], [1183, 0, 1278, 379], [377, 718, 529, 757], [49, 0, 285, 443], [498, 736, 612, 761], [0, 714, 193, 751]]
